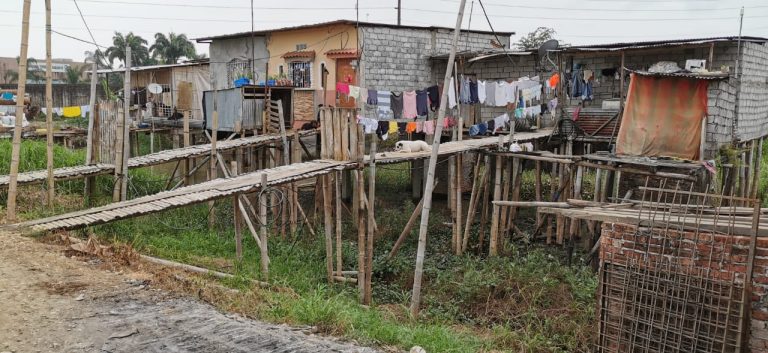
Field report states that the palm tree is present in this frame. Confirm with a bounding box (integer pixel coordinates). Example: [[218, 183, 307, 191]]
[[104, 32, 150, 66], [84, 49, 110, 69], [3, 70, 18, 84], [149, 32, 197, 64], [17, 56, 43, 83], [64, 65, 85, 84]]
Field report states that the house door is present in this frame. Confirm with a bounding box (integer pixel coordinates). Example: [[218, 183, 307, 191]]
[[336, 58, 357, 108]]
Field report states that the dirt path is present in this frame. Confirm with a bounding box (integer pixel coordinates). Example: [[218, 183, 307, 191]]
[[0, 232, 378, 353]]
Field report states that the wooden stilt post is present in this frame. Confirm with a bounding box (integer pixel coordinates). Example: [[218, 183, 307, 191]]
[[112, 46, 130, 202], [478, 156, 491, 251], [6, 0, 31, 222], [259, 173, 270, 280], [85, 61, 98, 205], [449, 156, 457, 252], [183, 110, 191, 186], [461, 154, 483, 254], [455, 153, 463, 255], [364, 138, 377, 304], [534, 160, 542, 225], [208, 91, 218, 229], [44, 0, 55, 208], [335, 171, 343, 277], [750, 137, 764, 200], [356, 126, 367, 302], [388, 191, 427, 260], [232, 161, 242, 260], [323, 173, 334, 283], [489, 155, 503, 256]]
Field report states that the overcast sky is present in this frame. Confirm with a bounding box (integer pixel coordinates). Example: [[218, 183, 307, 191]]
[[2, 0, 768, 64]]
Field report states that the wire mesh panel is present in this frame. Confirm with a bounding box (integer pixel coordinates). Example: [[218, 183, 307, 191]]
[[597, 182, 760, 353]]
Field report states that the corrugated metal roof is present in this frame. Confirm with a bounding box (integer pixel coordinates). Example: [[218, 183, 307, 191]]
[[628, 69, 729, 80], [194, 19, 514, 42], [93, 60, 209, 74], [429, 49, 534, 61], [562, 36, 768, 53]]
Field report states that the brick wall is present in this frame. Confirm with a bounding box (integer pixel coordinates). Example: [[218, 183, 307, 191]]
[[735, 42, 768, 142], [600, 223, 768, 352]]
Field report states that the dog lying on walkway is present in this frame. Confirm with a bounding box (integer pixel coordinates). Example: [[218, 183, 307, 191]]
[[394, 140, 432, 153]]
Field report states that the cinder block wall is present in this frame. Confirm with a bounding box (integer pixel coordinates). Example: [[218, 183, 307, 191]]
[[736, 42, 768, 142], [600, 223, 768, 353], [359, 27, 506, 92]]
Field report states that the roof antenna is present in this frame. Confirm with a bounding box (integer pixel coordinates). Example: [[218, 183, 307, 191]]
[[538, 39, 559, 72]]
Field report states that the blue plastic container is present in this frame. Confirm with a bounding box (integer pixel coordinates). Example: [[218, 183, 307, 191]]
[[234, 78, 249, 88]]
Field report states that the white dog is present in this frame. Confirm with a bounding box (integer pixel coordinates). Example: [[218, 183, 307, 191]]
[[394, 140, 432, 153]]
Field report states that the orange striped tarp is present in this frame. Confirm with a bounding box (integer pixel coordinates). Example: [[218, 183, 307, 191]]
[[616, 73, 708, 160]]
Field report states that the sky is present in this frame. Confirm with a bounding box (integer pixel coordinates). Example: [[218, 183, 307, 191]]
[[2, 0, 768, 65]]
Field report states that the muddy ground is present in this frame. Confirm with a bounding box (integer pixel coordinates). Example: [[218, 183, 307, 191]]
[[0, 231, 378, 353]]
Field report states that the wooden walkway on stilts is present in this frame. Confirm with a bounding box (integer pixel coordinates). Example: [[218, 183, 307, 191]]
[[9, 159, 353, 232], [6, 128, 553, 233], [0, 130, 318, 188]]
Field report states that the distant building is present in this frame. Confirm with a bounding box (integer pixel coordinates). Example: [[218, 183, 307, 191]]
[[0, 56, 88, 84]]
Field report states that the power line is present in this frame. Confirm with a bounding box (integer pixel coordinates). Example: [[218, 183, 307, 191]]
[[51, 29, 107, 48], [439, 0, 768, 12], [402, 7, 760, 21], [69, 1, 391, 11], [72, 0, 99, 47]]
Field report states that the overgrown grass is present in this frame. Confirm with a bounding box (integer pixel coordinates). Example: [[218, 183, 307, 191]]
[[0, 139, 85, 174]]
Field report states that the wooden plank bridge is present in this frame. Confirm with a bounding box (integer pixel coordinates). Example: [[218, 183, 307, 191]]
[[0, 130, 319, 188], [7, 128, 553, 232]]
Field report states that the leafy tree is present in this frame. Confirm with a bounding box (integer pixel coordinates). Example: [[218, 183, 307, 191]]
[[149, 32, 198, 64], [105, 32, 151, 66], [16, 56, 43, 83], [64, 65, 85, 84], [516, 27, 558, 50]]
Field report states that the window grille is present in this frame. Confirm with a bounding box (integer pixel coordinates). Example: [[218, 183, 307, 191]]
[[288, 61, 312, 88], [226, 59, 252, 88]]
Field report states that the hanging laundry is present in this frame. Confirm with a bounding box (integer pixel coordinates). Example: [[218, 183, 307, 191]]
[[548, 73, 560, 88], [360, 88, 368, 103], [349, 85, 361, 99], [377, 90, 391, 119], [459, 75, 471, 104], [398, 122, 407, 133], [403, 91, 418, 119], [376, 120, 390, 141], [444, 116, 455, 128], [416, 89, 429, 117], [336, 82, 350, 95], [469, 80, 479, 104], [388, 121, 398, 134], [495, 82, 508, 106], [62, 106, 81, 118], [514, 108, 524, 119], [367, 89, 378, 105], [415, 121, 424, 133], [448, 78, 457, 109], [485, 82, 495, 106], [505, 82, 517, 106], [423, 120, 435, 135], [390, 91, 404, 119], [493, 113, 510, 133], [0, 92, 13, 100], [426, 85, 440, 111], [477, 80, 486, 104], [405, 122, 417, 133], [80, 105, 90, 118], [53, 107, 63, 116], [357, 116, 378, 134]]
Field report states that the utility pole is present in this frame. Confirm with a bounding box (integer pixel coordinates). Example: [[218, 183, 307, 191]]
[[113, 46, 130, 202], [6, 0, 32, 222], [409, 0, 466, 317], [45, 0, 55, 208], [397, 0, 401, 26]]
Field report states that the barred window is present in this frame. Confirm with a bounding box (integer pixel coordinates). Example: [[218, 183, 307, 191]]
[[288, 61, 312, 88], [226, 59, 251, 87]]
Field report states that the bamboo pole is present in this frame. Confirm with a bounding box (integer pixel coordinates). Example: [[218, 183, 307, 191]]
[[232, 161, 242, 260], [534, 160, 542, 225], [488, 156, 503, 256], [84, 62, 98, 205], [410, 0, 467, 317], [750, 137, 764, 200], [208, 92, 218, 229], [259, 173, 269, 280], [112, 46, 130, 202], [455, 153, 463, 255], [44, 0, 55, 208], [478, 157, 491, 250], [449, 156, 457, 252], [364, 138, 377, 305], [388, 196, 425, 260], [5, 0, 31, 222], [356, 127, 367, 302]]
